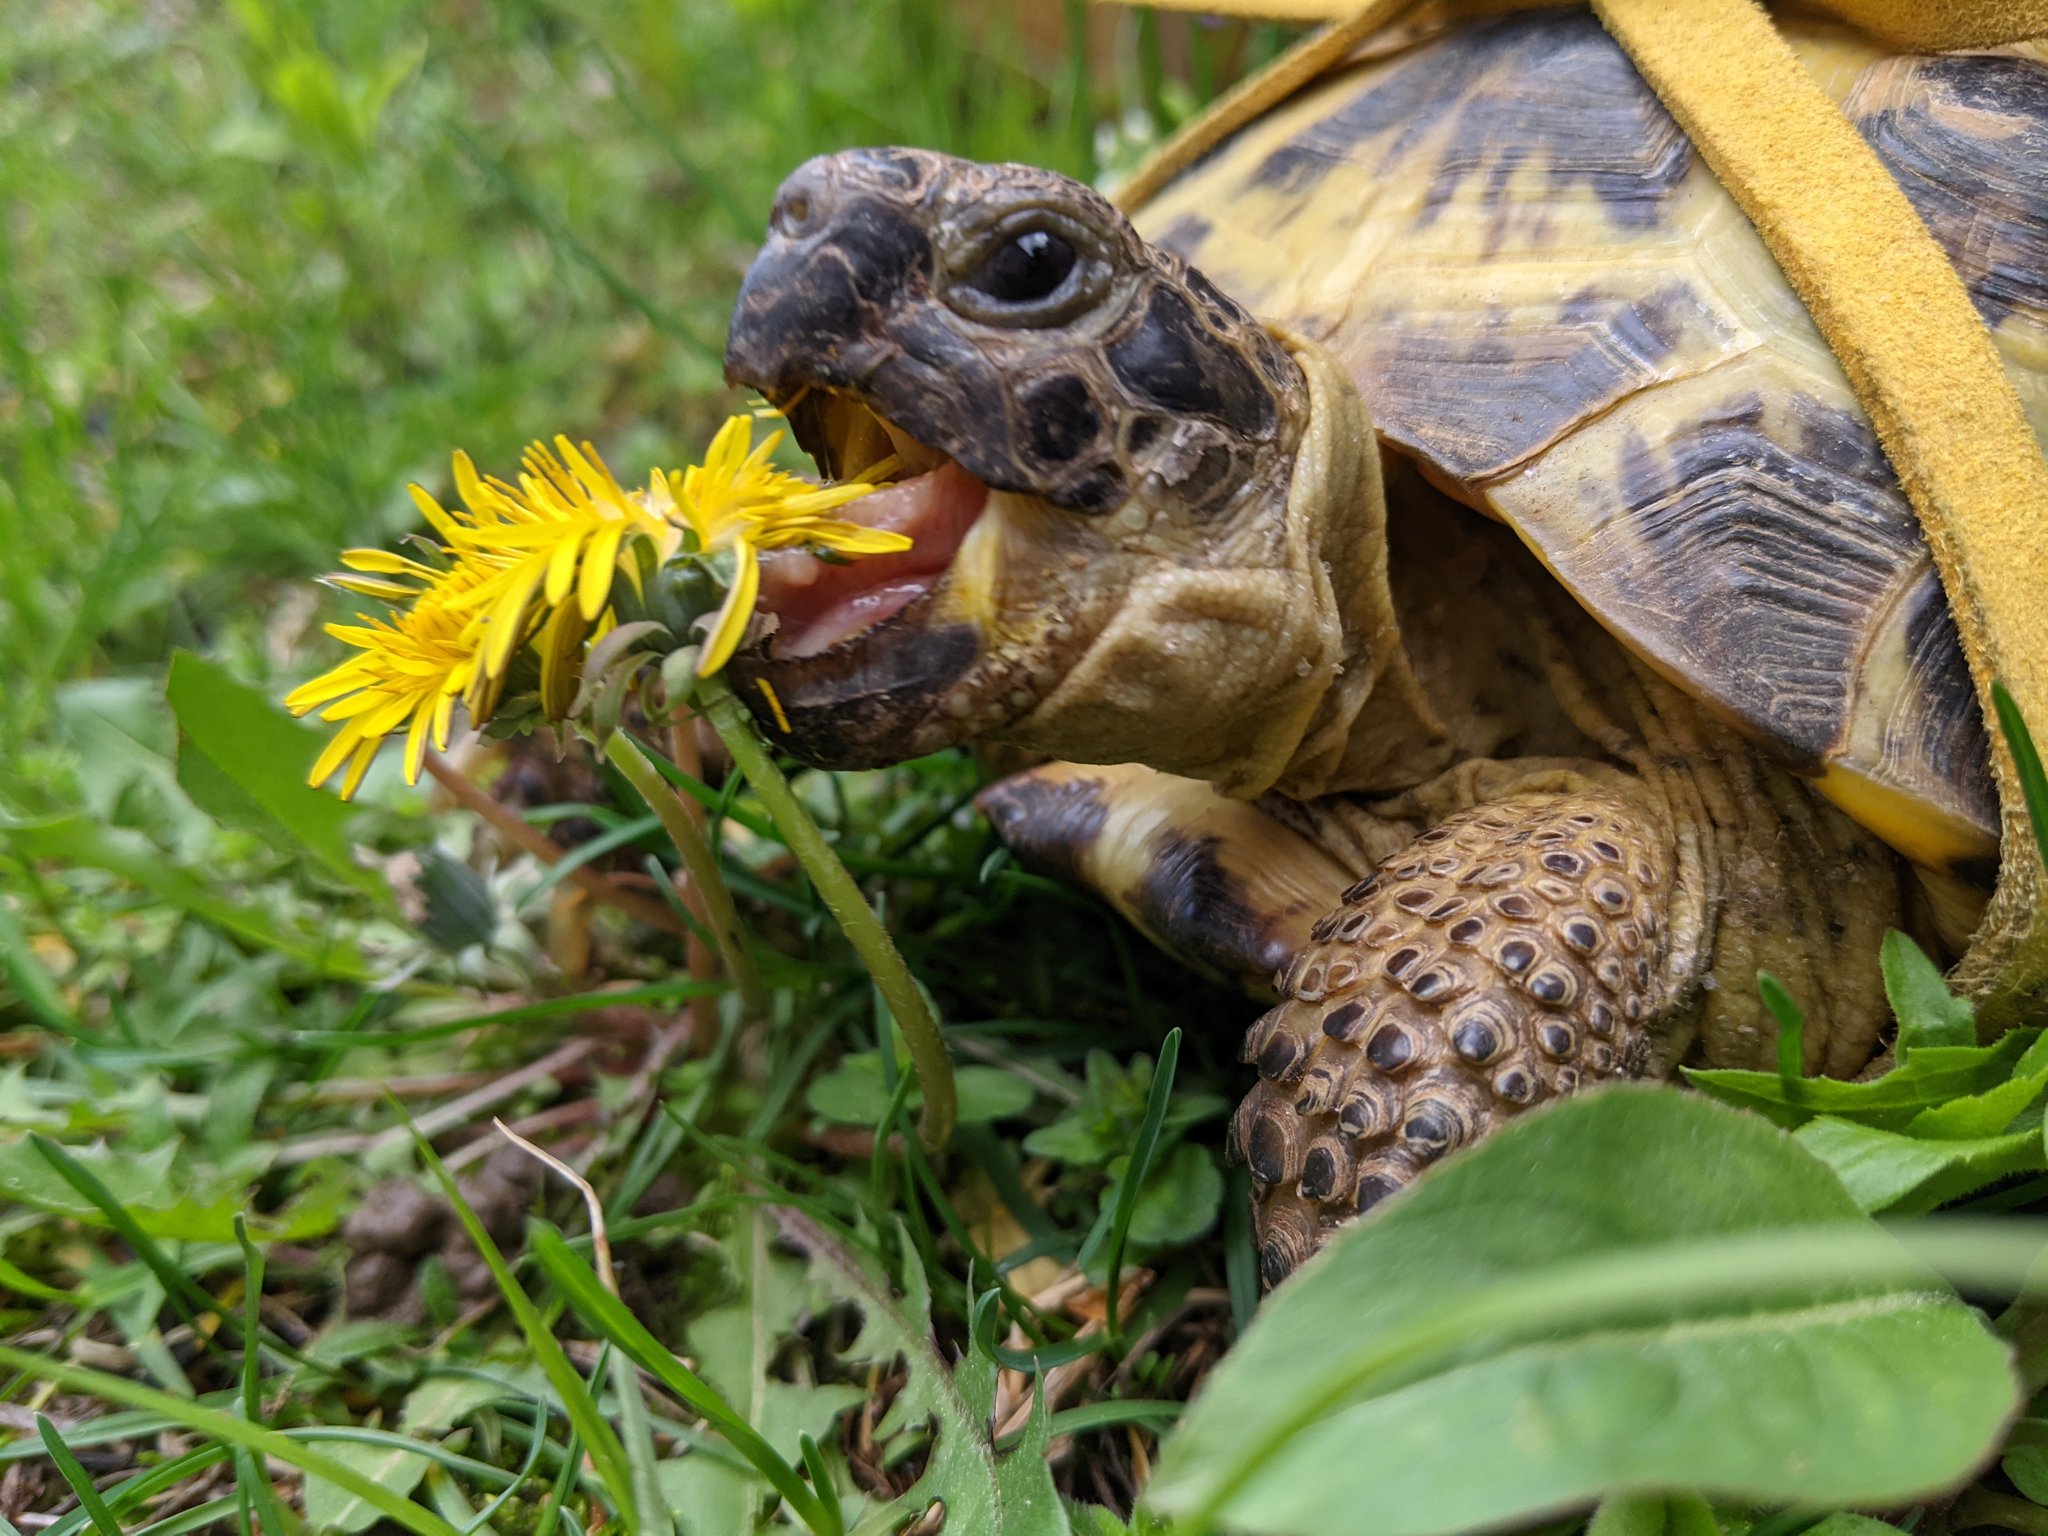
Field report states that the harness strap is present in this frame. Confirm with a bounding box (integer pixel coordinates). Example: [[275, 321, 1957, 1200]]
[[1592, 0, 2048, 1017], [1113, 0, 2048, 1015]]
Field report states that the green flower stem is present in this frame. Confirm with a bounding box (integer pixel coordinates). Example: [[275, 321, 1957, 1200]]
[[698, 672, 957, 1151], [602, 729, 767, 1021]]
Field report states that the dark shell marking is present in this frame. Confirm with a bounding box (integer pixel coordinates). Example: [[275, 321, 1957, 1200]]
[[1236, 792, 1671, 1287], [1855, 55, 2048, 334], [1247, 9, 1692, 230], [1131, 12, 2041, 870]]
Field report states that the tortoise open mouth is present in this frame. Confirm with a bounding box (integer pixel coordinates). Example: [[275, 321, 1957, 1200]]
[[756, 388, 991, 660]]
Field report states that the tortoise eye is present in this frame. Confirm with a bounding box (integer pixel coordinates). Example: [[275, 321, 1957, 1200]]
[[968, 229, 1078, 306]]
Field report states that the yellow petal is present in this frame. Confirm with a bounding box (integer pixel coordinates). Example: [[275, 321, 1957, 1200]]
[[339, 736, 381, 801], [342, 548, 441, 578], [326, 575, 418, 601], [579, 519, 626, 621], [409, 484, 466, 544], [403, 698, 434, 785], [538, 598, 589, 721], [308, 718, 367, 789], [452, 450, 499, 520], [544, 522, 584, 607], [285, 666, 367, 714], [482, 557, 546, 677], [698, 538, 760, 676]]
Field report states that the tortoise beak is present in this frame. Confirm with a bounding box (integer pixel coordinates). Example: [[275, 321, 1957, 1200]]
[[724, 592, 985, 769]]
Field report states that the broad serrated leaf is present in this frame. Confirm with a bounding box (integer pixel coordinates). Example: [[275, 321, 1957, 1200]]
[[658, 1207, 856, 1535], [774, 1209, 1070, 1536], [1143, 1089, 2018, 1536], [1687, 1029, 2039, 1130], [0, 1137, 342, 1242], [1795, 1115, 2046, 1214]]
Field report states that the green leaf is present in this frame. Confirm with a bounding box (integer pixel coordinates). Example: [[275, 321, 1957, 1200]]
[[1687, 1028, 2038, 1129], [1796, 1114, 2046, 1213], [0, 899, 82, 1037], [775, 1208, 1071, 1535], [1143, 1089, 2019, 1536], [1993, 681, 2048, 876], [302, 1438, 434, 1535], [1905, 1032, 2048, 1138], [1, 817, 372, 981], [1596, 1508, 1680, 1536], [167, 650, 381, 893], [38, 1416, 122, 1536], [0, 1137, 339, 1242], [807, 1053, 1031, 1127], [1758, 971, 1805, 1084], [1880, 929, 1976, 1050], [1109, 1140, 1222, 1251], [2004, 1421, 2048, 1505]]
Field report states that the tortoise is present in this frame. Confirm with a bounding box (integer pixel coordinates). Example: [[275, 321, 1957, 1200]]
[[719, 6, 2048, 1284]]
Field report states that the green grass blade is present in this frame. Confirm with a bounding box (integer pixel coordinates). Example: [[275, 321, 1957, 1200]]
[[29, 1133, 234, 1357], [526, 1223, 841, 1536], [1758, 973, 1806, 1088], [232, 1216, 291, 1536], [1104, 1027, 1182, 1340], [518, 813, 660, 909], [44, 1448, 229, 1536], [0, 898, 84, 1038], [407, 1125, 643, 1531], [129, 1497, 241, 1536], [37, 1417, 122, 1536], [0, 1350, 460, 1536], [1993, 681, 2048, 874]]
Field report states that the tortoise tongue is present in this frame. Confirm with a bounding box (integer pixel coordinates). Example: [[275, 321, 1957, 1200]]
[[758, 460, 989, 658]]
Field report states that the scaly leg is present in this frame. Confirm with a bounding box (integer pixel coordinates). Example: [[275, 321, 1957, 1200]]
[[1234, 788, 1681, 1286]]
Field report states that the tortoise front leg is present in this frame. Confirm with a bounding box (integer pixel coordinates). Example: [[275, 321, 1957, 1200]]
[[1238, 788, 1682, 1286], [978, 760, 1367, 989]]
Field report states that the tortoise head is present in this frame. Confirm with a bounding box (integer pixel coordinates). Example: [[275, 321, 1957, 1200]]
[[723, 147, 1330, 784]]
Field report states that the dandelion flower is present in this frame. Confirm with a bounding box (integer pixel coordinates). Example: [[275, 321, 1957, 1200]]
[[430, 438, 677, 680], [668, 414, 909, 674], [287, 415, 908, 797], [285, 557, 502, 799]]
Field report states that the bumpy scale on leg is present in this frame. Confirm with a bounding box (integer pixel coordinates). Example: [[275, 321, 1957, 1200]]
[[1231, 791, 1678, 1287]]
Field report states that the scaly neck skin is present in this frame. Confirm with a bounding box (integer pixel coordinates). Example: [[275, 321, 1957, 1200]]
[[1253, 335, 1457, 803], [989, 334, 1456, 803]]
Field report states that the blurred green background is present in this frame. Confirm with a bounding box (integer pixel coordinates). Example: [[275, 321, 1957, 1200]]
[[0, 0, 1288, 794]]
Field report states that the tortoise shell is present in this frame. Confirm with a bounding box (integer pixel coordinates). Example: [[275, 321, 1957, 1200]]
[[1134, 6, 2048, 877]]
